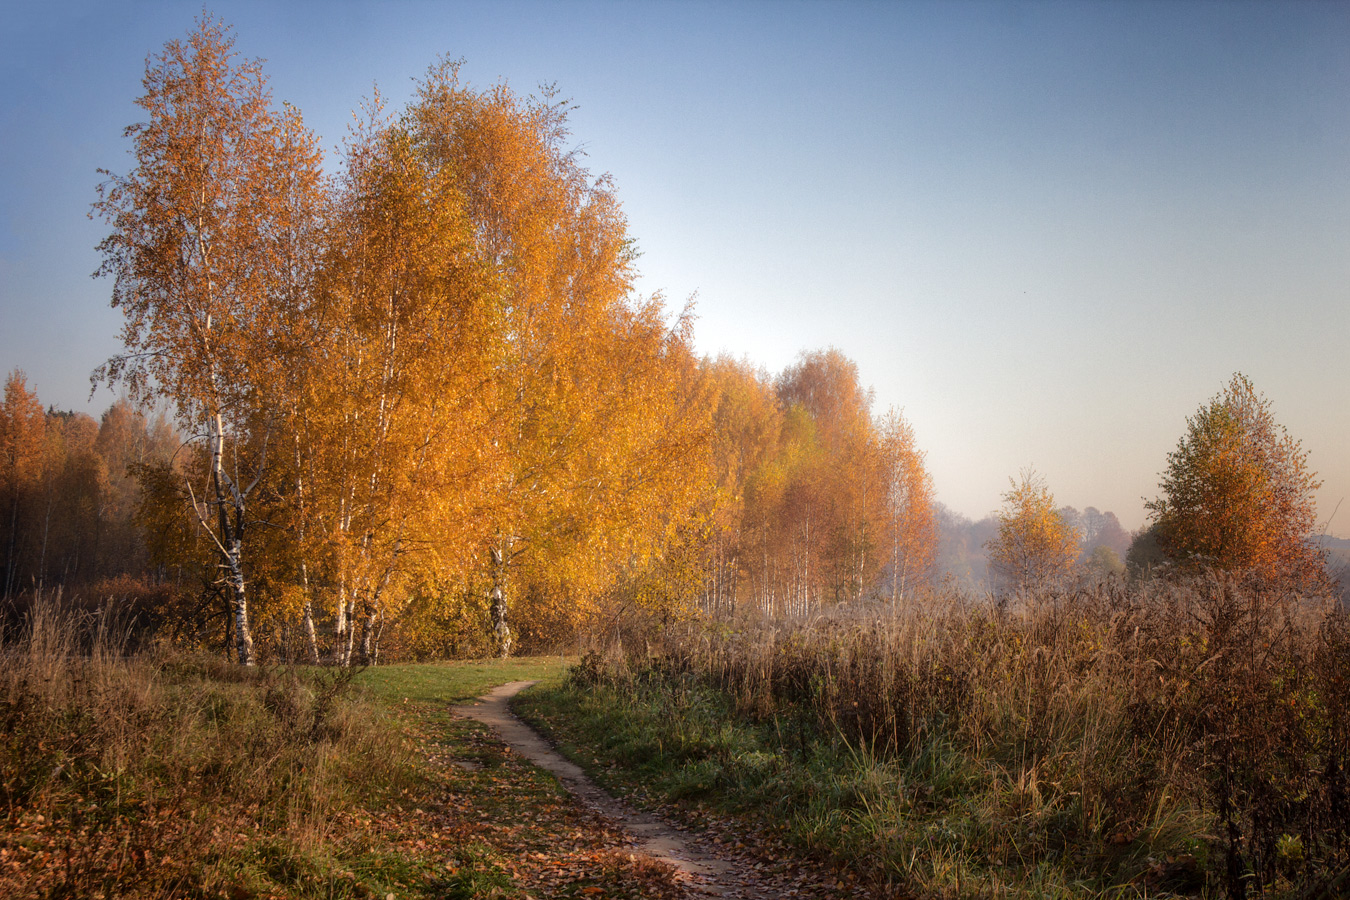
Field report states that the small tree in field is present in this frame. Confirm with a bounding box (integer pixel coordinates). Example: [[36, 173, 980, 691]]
[[1145, 373, 1326, 589], [987, 468, 1078, 594]]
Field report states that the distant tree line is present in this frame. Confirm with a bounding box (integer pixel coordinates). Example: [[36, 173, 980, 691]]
[[0, 372, 178, 599], [968, 374, 1332, 597], [934, 496, 1131, 593]]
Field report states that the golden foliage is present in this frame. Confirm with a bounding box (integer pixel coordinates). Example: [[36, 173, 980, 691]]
[[1146, 373, 1326, 589], [987, 468, 1078, 593], [85, 19, 947, 660]]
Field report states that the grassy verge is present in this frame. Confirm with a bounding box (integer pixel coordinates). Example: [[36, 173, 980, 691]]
[[1, 601, 423, 899], [517, 669, 1055, 899], [357, 655, 570, 705], [1, 601, 691, 898]]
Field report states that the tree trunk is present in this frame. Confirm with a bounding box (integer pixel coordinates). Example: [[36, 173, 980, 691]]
[[295, 448, 320, 665], [358, 605, 379, 665], [208, 413, 254, 666], [343, 599, 357, 665], [301, 596, 319, 664], [490, 544, 512, 658], [333, 581, 350, 666], [38, 492, 53, 593], [226, 539, 254, 665], [4, 495, 18, 599]]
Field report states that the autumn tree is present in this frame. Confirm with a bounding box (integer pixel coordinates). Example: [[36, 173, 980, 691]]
[[699, 356, 783, 614], [1145, 373, 1326, 589], [986, 468, 1079, 594], [700, 350, 938, 616], [774, 349, 879, 608], [93, 16, 324, 664], [33, 411, 103, 590], [876, 408, 936, 603], [300, 103, 502, 665], [0, 371, 47, 598], [402, 62, 713, 654], [94, 400, 179, 579]]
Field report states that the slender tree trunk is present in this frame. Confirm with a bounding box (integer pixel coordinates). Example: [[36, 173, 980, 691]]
[[4, 496, 18, 599], [343, 594, 357, 665], [208, 412, 254, 665], [301, 594, 319, 665], [38, 492, 53, 593], [226, 539, 254, 665], [358, 604, 379, 665], [490, 544, 513, 658], [295, 443, 320, 664], [333, 580, 350, 666]]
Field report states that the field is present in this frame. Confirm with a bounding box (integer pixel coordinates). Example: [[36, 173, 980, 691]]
[[0, 601, 608, 899], [521, 577, 1350, 899], [4, 578, 1348, 899]]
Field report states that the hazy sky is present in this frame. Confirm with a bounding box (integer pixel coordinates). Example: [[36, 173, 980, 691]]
[[3, 1, 1348, 534]]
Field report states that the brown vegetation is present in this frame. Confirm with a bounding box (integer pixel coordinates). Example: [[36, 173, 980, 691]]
[[582, 575, 1350, 898], [0, 595, 410, 897]]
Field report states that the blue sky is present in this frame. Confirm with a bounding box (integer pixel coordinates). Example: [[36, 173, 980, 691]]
[[3, 1, 1348, 533]]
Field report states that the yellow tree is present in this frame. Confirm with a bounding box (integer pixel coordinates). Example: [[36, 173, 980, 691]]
[[1145, 373, 1326, 589], [987, 468, 1078, 594], [0, 371, 47, 598], [94, 16, 324, 664], [303, 107, 499, 665], [876, 408, 936, 604], [776, 349, 879, 608], [34, 411, 103, 590], [406, 62, 711, 654], [700, 356, 783, 614], [94, 400, 178, 581]]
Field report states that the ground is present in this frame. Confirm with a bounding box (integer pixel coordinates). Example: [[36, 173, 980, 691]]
[[364, 659, 886, 899]]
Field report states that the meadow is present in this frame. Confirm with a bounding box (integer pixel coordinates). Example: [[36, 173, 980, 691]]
[[0, 598, 577, 899], [521, 576, 1350, 899], [4, 577, 1347, 899]]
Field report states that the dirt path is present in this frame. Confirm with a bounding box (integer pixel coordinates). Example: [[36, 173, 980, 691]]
[[452, 681, 789, 899]]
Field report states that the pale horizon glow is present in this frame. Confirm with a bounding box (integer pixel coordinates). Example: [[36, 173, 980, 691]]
[[2, 1, 1347, 535]]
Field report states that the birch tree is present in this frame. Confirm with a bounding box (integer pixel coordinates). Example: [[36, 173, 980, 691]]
[[0, 372, 46, 599], [986, 468, 1079, 594], [876, 408, 936, 604], [1146, 373, 1326, 589], [307, 109, 498, 665], [405, 63, 709, 654], [94, 16, 323, 664]]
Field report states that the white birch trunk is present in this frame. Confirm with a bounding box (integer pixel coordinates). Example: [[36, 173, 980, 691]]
[[358, 605, 379, 665], [207, 411, 255, 666], [333, 580, 350, 666], [301, 594, 319, 665], [490, 544, 513, 658]]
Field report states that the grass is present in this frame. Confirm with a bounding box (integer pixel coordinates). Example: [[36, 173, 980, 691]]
[[0, 598, 430, 899], [0, 599, 695, 899], [12, 576, 1346, 898], [356, 654, 570, 705], [518, 575, 1350, 899]]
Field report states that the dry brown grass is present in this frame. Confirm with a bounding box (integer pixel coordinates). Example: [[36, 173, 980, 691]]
[[0, 594, 413, 898], [587, 574, 1350, 897]]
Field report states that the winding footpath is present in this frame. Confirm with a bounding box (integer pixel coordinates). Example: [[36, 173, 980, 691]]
[[451, 681, 819, 899]]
